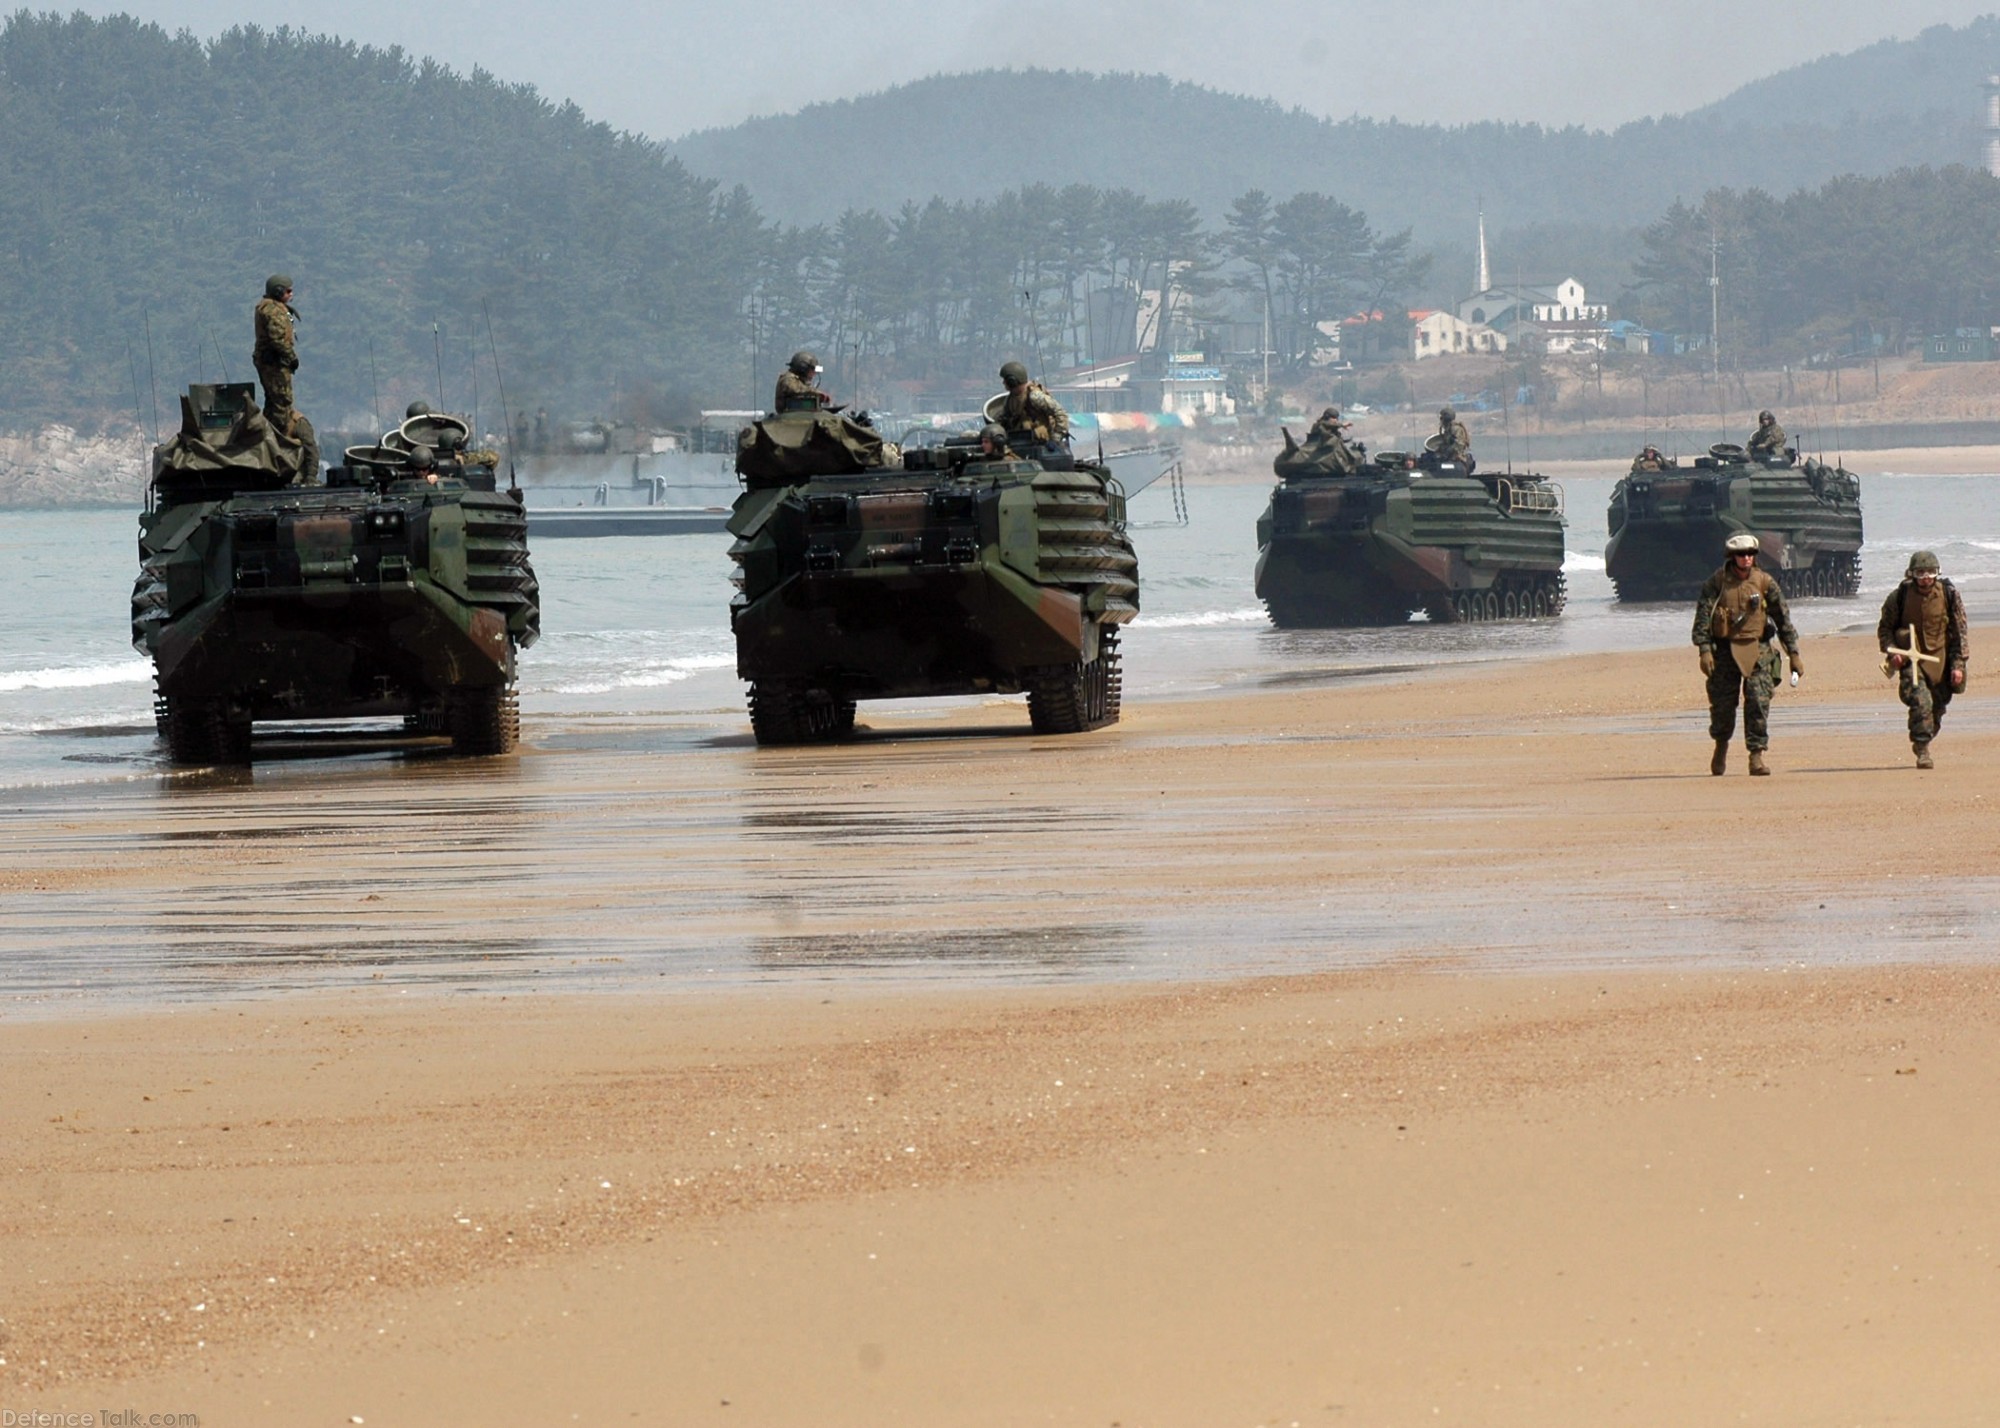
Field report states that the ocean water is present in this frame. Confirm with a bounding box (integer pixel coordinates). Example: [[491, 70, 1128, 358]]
[[2, 470, 1998, 791]]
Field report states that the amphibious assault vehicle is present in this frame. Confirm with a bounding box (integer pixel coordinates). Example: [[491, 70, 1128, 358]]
[[132, 383, 540, 765], [1604, 444, 1863, 602], [1254, 442, 1568, 626], [726, 409, 1138, 743]]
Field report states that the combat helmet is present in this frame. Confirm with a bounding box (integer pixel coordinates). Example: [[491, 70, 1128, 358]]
[[1439, 405, 1456, 422], [787, 350, 819, 377], [264, 274, 293, 300], [406, 400, 433, 419], [1724, 532, 1761, 555], [999, 361, 1029, 387], [1907, 549, 1941, 574], [1758, 410, 1775, 423]]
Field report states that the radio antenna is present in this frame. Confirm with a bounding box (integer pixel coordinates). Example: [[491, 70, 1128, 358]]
[[482, 299, 521, 491]]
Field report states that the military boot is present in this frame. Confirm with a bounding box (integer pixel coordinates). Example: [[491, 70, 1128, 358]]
[[1915, 743, 1934, 770], [1748, 750, 1770, 776], [1710, 739, 1728, 776]]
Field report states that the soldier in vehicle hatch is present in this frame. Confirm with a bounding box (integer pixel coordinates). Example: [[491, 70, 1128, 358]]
[[1631, 444, 1670, 473], [1747, 409, 1787, 459], [775, 351, 832, 413], [996, 361, 1070, 445], [1427, 405, 1472, 471], [251, 273, 320, 482], [1300, 406, 1359, 474], [1876, 550, 1970, 770], [1692, 531, 1804, 777]]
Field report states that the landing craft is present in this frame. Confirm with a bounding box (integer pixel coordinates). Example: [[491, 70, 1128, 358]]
[[726, 408, 1138, 742], [1255, 434, 1567, 626], [132, 384, 539, 764], [1605, 444, 1863, 602]]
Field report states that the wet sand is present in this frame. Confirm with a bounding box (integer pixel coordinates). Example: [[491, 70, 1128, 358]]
[[4, 636, 1999, 1424]]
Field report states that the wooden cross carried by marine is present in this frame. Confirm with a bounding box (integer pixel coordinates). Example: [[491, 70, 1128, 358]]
[[1880, 624, 1944, 679]]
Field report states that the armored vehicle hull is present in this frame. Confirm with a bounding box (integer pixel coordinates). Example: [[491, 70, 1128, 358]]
[[133, 384, 539, 765], [728, 413, 1138, 743], [1605, 449, 1862, 602], [1255, 456, 1567, 626]]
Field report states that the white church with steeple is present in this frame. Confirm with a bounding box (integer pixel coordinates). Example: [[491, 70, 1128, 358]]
[[1455, 208, 1610, 354]]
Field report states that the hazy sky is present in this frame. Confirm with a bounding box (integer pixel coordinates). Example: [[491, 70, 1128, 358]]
[[73, 1, 2000, 138]]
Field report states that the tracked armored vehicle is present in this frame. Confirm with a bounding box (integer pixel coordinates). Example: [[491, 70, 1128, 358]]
[[1605, 445, 1863, 602], [1255, 444, 1567, 626], [727, 409, 1138, 743], [132, 383, 540, 765]]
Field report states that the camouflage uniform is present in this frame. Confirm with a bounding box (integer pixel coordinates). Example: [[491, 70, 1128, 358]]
[[1747, 414, 1787, 457], [999, 381, 1071, 444], [1631, 446, 1668, 473], [774, 369, 828, 412], [1693, 560, 1800, 754], [1301, 409, 1359, 474], [251, 286, 319, 481], [1876, 572, 1970, 756], [1434, 414, 1471, 462]]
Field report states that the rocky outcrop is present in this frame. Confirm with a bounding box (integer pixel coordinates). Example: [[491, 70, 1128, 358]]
[[0, 426, 148, 508]]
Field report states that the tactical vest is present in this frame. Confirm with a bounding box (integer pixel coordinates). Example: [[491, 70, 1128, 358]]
[[1710, 566, 1779, 644], [1898, 582, 1951, 683], [1004, 384, 1062, 442]]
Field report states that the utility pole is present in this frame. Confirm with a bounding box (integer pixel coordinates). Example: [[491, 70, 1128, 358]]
[[1708, 222, 1721, 386]]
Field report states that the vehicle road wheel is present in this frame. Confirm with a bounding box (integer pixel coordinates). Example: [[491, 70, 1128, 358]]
[[1482, 591, 1501, 621], [404, 704, 448, 736], [1027, 627, 1121, 734], [448, 684, 519, 756], [749, 681, 853, 746], [164, 698, 250, 767]]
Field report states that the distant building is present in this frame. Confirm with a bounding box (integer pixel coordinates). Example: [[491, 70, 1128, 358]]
[[1336, 309, 1505, 363], [1458, 278, 1607, 327], [1412, 309, 1508, 359], [1925, 328, 1998, 363]]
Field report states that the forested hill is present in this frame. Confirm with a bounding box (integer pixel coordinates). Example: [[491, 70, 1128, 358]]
[[0, 12, 761, 429], [666, 61, 1979, 235], [1691, 17, 2000, 124]]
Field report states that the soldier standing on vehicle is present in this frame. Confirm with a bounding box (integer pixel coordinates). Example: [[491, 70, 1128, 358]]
[[1877, 550, 1969, 770], [1693, 531, 1804, 776], [1747, 409, 1787, 459], [252, 273, 319, 481], [996, 361, 1070, 445], [775, 351, 832, 413]]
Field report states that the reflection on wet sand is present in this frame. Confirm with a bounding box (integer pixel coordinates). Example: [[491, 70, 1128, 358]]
[[747, 923, 1142, 977], [4, 632, 1998, 1014]]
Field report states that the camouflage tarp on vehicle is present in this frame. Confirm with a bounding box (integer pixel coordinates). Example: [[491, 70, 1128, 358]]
[[153, 383, 311, 489], [735, 410, 890, 489]]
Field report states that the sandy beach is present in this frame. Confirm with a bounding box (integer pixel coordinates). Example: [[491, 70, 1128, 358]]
[[4, 635, 1998, 1425]]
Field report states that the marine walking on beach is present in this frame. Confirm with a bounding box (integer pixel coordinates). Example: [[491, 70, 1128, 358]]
[[1876, 549, 1969, 770], [252, 273, 320, 481], [996, 360, 1070, 446], [1692, 531, 1803, 776]]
